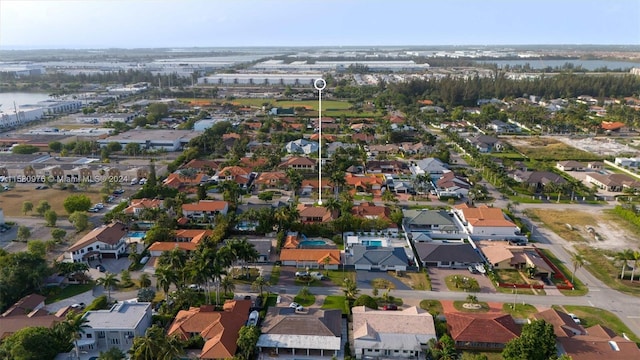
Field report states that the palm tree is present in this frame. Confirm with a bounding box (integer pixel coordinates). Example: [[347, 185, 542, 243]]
[[54, 311, 90, 360], [342, 277, 359, 304], [129, 325, 183, 360], [158, 248, 189, 287], [96, 272, 120, 302], [154, 267, 176, 303], [138, 273, 152, 288], [616, 249, 634, 280], [466, 294, 478, 304], [571, 253, 585, 285], [251, 276, 269, 298], [220, 276, 235, 298], [630, 250, 640, 283]]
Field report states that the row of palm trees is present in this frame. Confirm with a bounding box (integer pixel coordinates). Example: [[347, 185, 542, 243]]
[[615, 248, 640, 282]]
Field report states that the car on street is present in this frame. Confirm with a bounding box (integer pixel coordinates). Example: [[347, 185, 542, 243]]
[[88, 207, 99, 213], [383, 304, 398, 311], [295, 271, 309, 277], [96, 264, 106, 272], [95, 203, 104, 209], [289, 302, 304, 311], [71, 303, 85, 310]]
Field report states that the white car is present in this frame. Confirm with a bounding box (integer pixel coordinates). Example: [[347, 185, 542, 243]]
[[289, 302, 303, 311], [247, 310, 259, 326], [139, 178, 147, 185], [568, 313, 581, 324], [295, 271, 309, 277]]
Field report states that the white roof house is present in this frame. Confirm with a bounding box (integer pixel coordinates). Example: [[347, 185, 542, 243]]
[[352, 306, 436, 359]]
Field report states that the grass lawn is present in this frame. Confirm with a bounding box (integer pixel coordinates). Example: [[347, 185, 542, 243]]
[[321, 295, 349, 315], [575, 245, 640, 296], [512, 139, 602, 161], [444, 275, 480, 292], [559, 305, 640, 344], [326, 269, 355, 286], [526, 209, 595, 243], [293, 294, 315, 307], [388, 270, 431, 290], [45, 283, 95, 304], [269, 265, 280, 285], [537, 248, 588, 296], [227, 267, 261, 285], [494, 286, 541, 296], [452, 300, 490, 313], [419, 299, 443, 315], [502, 303, 538, 319], [495, 269, 527, 284], [264, 293, 278, 307], [353, 194, 374, 201], [1, 187, 104, 217]]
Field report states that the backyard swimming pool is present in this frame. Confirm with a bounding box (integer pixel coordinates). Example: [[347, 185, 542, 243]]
[[362, 240, 383, 247], [127, 231, 146, 239], [300, 240, 328, 246]]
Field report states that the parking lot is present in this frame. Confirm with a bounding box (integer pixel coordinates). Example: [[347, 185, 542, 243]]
[[428, 267, 495, 293]]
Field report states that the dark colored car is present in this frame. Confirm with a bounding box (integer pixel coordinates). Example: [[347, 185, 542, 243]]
[[96, 264, 106, 272]]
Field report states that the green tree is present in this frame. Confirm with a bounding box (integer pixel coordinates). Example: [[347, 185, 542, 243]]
[[258, 191, 274, 202], [96, 272, 120, 302], [353, 294, 378, 309], [251, 276, 269, 297], [137, 287, 155, 302], [106, 142, 123, 152], [51, 228, 67, 243], [129, 325, 183, 360], [69, 211, 89, 232], [21, 201, 33, 215], [17, 225, 31, 242], [35, 200, 51, 216], [139, 273, 152, 288], [220, 275, 235, 297], [342, 277, 360, 304], [236, 325, 260, 360], [49, 141, 63, 152], [120, 269, 133, 287], [27, 240, 47, 258], [616, 249, 633, 280], [54, 311, 90, 360], [502, 319, 557, 360], [98, 347, 126, 360], [428, 334, 458, 360], [0, 252, 50, 311], [63, 194, 92, 214], [571, 253, 585, 285], [124, 142, 141, 156], [44, 209, 58, 226], [0, 326, 61, 360]]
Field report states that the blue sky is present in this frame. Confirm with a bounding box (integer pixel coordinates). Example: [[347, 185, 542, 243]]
[[1, 0, 638, 49]]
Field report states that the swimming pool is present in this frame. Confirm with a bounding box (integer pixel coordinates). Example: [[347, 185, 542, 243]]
[[300, 240, 328, 246], [128, 231, 146, 239], [362, 240, 383, 247]]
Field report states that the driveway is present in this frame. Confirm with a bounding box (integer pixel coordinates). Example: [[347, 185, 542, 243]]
[[355, 270, 411, 290], [428, 267, 495, 293]]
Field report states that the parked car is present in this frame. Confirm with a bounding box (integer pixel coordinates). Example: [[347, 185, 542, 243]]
[[113, 189, 125, 194], [95, 203, 104, 209], [138, 178, 147, 185], [96, 264, 106, 272], [188, 284, 204, 292], [247, 310, 259, 326], [295, 271, 309, 277], [309, 271, 326, 280], [289, 302, 304, 311], [568, 313, 581, 324], [383, 304, 398, 311], [70, 302, 85, 310], [468, 266, 480, 274], [88, 207, 99, 213]]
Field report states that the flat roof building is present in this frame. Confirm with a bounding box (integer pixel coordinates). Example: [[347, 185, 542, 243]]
[[97, 129, 200, 151]]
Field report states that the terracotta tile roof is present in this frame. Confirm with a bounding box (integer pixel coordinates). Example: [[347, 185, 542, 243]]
[[280, 157, 316, 167], [174, 229, 212, 244], [222, 133, 241, 140], [446, 313, 520, 345], [601, 121, 625, 131], [255, 171, 289, 185], [352, 202, 391, 220], [301, 179, 333, 190], [148, 242, 197, 252], [0, 314, 62, 339], [218, 166, 251, 177], [163, 172, 208, 189], [558, 325, 640, 360], [309, 133, 336, 142], [182, 200, 228, 212], [68, 222, 127, 252], [283, 234, 300, 249], [181, 159, 221, 171], [124, 198, 163, 214], [456, 204, 516, 228], [297, 204, 338, 222], [345, 173, 385, 187], [168, 300, 251, 359], [279, 249, 341, 265], [240, 157, 268, 169], [533, 309, 586, 337]]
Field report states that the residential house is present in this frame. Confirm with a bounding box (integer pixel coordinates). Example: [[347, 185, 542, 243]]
[[245, 238, 272, 262], [180, 159, 222, 174], [414, 243, 483, 268], [279, 157, 316, 172], [586, 173, 640, 192], [326, 142, 357, 157], [587, 161, 604, 170], [62, 222, 128, 263], [476, 241, 554, 277], [352, 306, 436, 359], [366, 160, 409, 175], [297, 204, 338, 223], [167, 300, 251, 359], [300, 179, 334, 196], [446, 312, 520, 351], [402, 209, 464, 241], [235, 203, 275, 231], [410, 158, 449, 177], [285, 139, 318, 155], [345, 173, 385, 195], [454, 204, 520, 239], [399, 142, 430, 155], [216, 166, 253, 189], [163, 172, 211, 190], [124, 198, 163, 217], [348, 245, 408, 271], [0, 294, 63, 339], [435, 171, 470, 198], [352, 202, 397, 232], [257, 308, 342, 358], [509, 170, 566, 191], [534, 309, 640, 360], [147, 229, 213, 257], [239, 156, 268, 170], [487, 120, 520, 134], [254, 171, 289, 190], [182, 200, 229, 222], [614, 157, 640, 168], [602, 121, 626, 133], [75, 302, 152, 355], [556, 161, 585, 172], [467, 135, 503, 153], [279, 249, 341, 269], [368, 144, 400, 158]]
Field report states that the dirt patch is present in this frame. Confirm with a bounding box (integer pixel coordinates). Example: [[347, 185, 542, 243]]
[[0, 187, 104, 217], [528, 208, 635, 250]]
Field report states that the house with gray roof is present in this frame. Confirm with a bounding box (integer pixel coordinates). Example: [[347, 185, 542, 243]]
[[402, 209, 465, 240], [352, 306, 436, 359], [285, 138, 318, 155], [414, 243, 483, 268], [326, 141, 357, 157], [348, 245, 408, 271], [257, 308, 342, 358], [410, 158, 449, 178]]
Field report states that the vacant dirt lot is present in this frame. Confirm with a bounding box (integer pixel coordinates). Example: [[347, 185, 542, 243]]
[[0, 185, 104, 217]]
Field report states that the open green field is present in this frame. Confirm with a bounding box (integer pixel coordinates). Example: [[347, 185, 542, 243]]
[[508, 137, 602, 161], [575, 245, 640, 296], [0, 187, 105, 217], [502, 303, 538, 319]]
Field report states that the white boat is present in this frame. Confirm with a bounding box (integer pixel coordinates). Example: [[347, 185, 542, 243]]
[[475, 264, 486, 274]]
